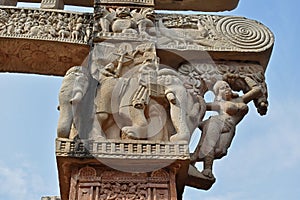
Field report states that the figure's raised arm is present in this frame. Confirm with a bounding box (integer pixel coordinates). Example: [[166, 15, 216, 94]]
[[241, 76, 263, 104], [223, 73, 262, 104], [206, 102, 220, 111]]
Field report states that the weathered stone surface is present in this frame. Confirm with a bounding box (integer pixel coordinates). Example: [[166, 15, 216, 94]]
[[0, 0, 17, 6], [41, 0, 65, 9], [0, 7, 273, 76], [20, 0, 239, 12], [56, 138, 189, 200], [0, 38, 89, 76], [56, 41, 269, 195], [0, 1, 274, 198]]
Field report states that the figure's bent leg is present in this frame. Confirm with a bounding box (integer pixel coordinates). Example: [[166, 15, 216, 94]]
[[191, 117, 223, 163], [214, 130, 235, 159], [202, 151, 215, 179]]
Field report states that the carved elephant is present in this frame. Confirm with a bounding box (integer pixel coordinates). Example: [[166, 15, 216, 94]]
[[93, 65, 206, 142], [57, 66, 89, 138]]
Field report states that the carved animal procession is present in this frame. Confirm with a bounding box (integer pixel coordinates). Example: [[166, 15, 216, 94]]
[[0, 0, 273, 200]]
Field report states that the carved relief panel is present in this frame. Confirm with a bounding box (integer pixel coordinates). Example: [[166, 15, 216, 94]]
[[69, 166, 175, 200]]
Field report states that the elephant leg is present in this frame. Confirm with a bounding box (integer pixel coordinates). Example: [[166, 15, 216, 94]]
[[105, 121, 121, 140], [91, 112, 111, 140], [120, 106, 148, 139], [57, 105, 73, 138], [146, 101, 167, 141], [88, 114, 107, 140], [168, 89, 191, 142]]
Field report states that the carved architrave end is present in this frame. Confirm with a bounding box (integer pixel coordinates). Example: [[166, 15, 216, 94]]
[[0, 7, 273, 76]]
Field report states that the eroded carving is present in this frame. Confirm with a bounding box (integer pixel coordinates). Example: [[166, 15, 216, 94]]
[[93, 6, 155, 40], [191, 74, 263, 179], [0, 7, 274, 57], [50, 2, 273, 198], [0, 7, 92, 43], [57, 66, 89, 138], [88, 42, 207, 142], [57, 52, 269, 194], [69, 165, 175, 200], [178, 62, 269, 115]]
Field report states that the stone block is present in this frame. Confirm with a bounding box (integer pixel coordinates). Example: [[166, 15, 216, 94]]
[[41, 0, 64, 9], [0, 0, 17, 6]]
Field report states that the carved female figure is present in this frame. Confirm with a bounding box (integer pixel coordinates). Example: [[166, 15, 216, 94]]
[[191, 74, 262, 178]]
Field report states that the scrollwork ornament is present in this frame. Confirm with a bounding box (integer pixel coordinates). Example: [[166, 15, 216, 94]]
[[216, 16, 273, 50]]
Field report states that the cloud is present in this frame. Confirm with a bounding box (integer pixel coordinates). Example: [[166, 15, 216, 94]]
[[183, 96, 300, 200], [0, 164, 27, 199], [0, 159, 53, 200]]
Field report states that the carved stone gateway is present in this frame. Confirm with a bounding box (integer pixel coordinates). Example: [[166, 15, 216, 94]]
[[0, 0, 274, 200]]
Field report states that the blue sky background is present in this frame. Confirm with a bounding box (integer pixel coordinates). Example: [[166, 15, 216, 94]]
[[0, 0, 299, 199]]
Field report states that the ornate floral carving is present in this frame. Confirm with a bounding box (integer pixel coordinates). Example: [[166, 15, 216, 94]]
[[70, 166, 174, 200], [79, 166, 97, 179], [0, 39, 89, 75]]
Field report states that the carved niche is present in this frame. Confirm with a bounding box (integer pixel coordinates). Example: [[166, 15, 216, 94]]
[[69, 165, 178, 200]]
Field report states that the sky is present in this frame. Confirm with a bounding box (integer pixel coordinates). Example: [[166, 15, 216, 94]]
[[0, 0, 299, 200]]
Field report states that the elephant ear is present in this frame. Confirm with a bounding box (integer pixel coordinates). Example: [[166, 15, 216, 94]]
[[106, 8, 116, 22], [158, 68, 182, 79], [131, 10, 143, 22]]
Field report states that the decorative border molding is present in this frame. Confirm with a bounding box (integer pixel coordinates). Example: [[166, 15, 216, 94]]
[[0, 7, 92, 44], [56, 138, 190, 160]]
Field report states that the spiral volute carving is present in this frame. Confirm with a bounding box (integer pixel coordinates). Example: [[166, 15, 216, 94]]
[[216, 16, 274, 50]]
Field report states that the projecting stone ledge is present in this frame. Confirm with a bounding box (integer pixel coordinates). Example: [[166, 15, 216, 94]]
[[0, 7, 273, 76], [19, 0, 239, 12], [56, 138, 190, 200]]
